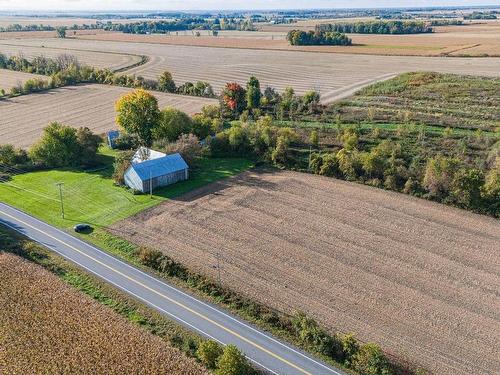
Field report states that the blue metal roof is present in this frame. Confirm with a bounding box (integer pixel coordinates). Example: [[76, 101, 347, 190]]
[[131, 153, 188, 181]]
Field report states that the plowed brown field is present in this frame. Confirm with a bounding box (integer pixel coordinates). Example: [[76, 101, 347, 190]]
[[0, 41, 142, 71], [0, 69, 46, 90], [75, 21, 500, 57], [112, 169, 500, 375], [0, 84, 217, 148], [2, 38, 499, 97], [0, 252, 208, 374]]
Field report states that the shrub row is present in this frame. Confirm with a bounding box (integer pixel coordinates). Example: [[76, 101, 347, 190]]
[[136, 247, 416, 374]]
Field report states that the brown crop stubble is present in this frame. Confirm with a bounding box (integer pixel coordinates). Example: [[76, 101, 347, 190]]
[[0, 252, 208, 375], [0, 84, 218, 148], [111, 169, 500, 375], [2, 38, 500, 99], [0, 69, 47, 90]]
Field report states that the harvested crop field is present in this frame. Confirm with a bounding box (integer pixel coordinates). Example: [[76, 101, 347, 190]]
[[5, 37, 499, 99], [0, 252, 208, 374], [75, 21, 500, 57], [0, 69, 46, 90], [0, 84, 217, 148], [0, 41, 142, 71], [0, 16, 159, 28], [112, 169, 500, 375]]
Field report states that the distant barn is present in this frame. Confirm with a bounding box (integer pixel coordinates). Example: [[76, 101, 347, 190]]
[[124, 148, 189, 193]]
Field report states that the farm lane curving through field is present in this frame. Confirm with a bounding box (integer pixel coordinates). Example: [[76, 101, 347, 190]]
[[1, 38, 499, 100], [0, 202, 344, 375]]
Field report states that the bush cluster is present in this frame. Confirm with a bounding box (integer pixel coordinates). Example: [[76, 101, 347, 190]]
[[310, 130, 500, 217], [0, 123, 102, 172], [286, 29, 352, 46]]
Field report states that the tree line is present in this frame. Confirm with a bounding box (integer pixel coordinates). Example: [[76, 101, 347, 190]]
[[286, 29, 352, 46], [315, 20, 433, 34], [0, 23, 56, 32], [464, 11, 497, 20], [103, 17, 255, 34], [0, 53, 215, 99]]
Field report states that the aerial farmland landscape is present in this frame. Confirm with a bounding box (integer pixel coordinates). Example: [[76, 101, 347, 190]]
[[0, 2, 499, 375]]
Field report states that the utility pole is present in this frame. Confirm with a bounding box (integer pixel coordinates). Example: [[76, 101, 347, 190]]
[[56, 182, 64, 219], [213, 252, 222, 286]]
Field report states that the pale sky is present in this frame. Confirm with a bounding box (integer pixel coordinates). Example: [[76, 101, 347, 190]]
[[0, 0, 499, 11]]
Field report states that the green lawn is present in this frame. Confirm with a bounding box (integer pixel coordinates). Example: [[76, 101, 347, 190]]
[[0, 149, 253, 229]]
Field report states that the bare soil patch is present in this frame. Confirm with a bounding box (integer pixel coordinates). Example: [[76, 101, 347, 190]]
[[112, 169, 500, 375], [75, 21, 500, 57], [0, 69, 46, 90], [0, 84, 217, 148], [0, 252, 208, 374], [0, 41, 142, 71]]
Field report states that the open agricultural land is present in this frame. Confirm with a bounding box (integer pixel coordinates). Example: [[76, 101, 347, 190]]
[[0, 16, 159, 28], [71, 20, 500, 57], [112, 169, 500, 375], [0, 41, 142, 71], [0, 251, 208, 374], [0, 84, 217, 148], [1, 37, 499, 98], [0, 68, 45, 91]]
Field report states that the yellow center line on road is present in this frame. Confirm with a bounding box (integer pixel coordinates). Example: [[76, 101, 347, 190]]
[[1, 210, 313, 375]]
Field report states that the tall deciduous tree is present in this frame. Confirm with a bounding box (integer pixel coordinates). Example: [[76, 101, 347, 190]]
[[56, 27, 66, 38], [157, 71, 176, 93], [222, 82, 246, 118], [29, 122, 80, 167], [245, 76, 261, 111], [115, 89, 160, 146], [153, 107, 193, 142]]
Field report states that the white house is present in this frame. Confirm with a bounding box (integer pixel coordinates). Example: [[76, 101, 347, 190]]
[[124, 148, 189, 193]]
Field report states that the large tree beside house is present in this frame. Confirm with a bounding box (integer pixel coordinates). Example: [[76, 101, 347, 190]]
[[115, 89, 160, 147]]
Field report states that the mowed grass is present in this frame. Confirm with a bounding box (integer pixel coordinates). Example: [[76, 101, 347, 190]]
[[0, 148, 254, 229]]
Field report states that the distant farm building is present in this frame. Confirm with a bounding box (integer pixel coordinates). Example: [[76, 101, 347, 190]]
[[124, 148, 189, 193]]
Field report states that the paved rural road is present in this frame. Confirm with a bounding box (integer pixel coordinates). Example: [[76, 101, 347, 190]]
[[0, 202, 343, 375]]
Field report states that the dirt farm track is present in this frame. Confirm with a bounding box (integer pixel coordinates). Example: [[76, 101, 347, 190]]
[[112, 169, 500, 375]]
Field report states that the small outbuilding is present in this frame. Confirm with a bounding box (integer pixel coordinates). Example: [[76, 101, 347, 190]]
[[124, 148, 189, 193], [107, 130, 120, 149]]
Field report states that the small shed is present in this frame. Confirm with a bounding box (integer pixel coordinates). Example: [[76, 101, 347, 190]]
[[124, 149, 189, 193], [107, 130, 120, 149]]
